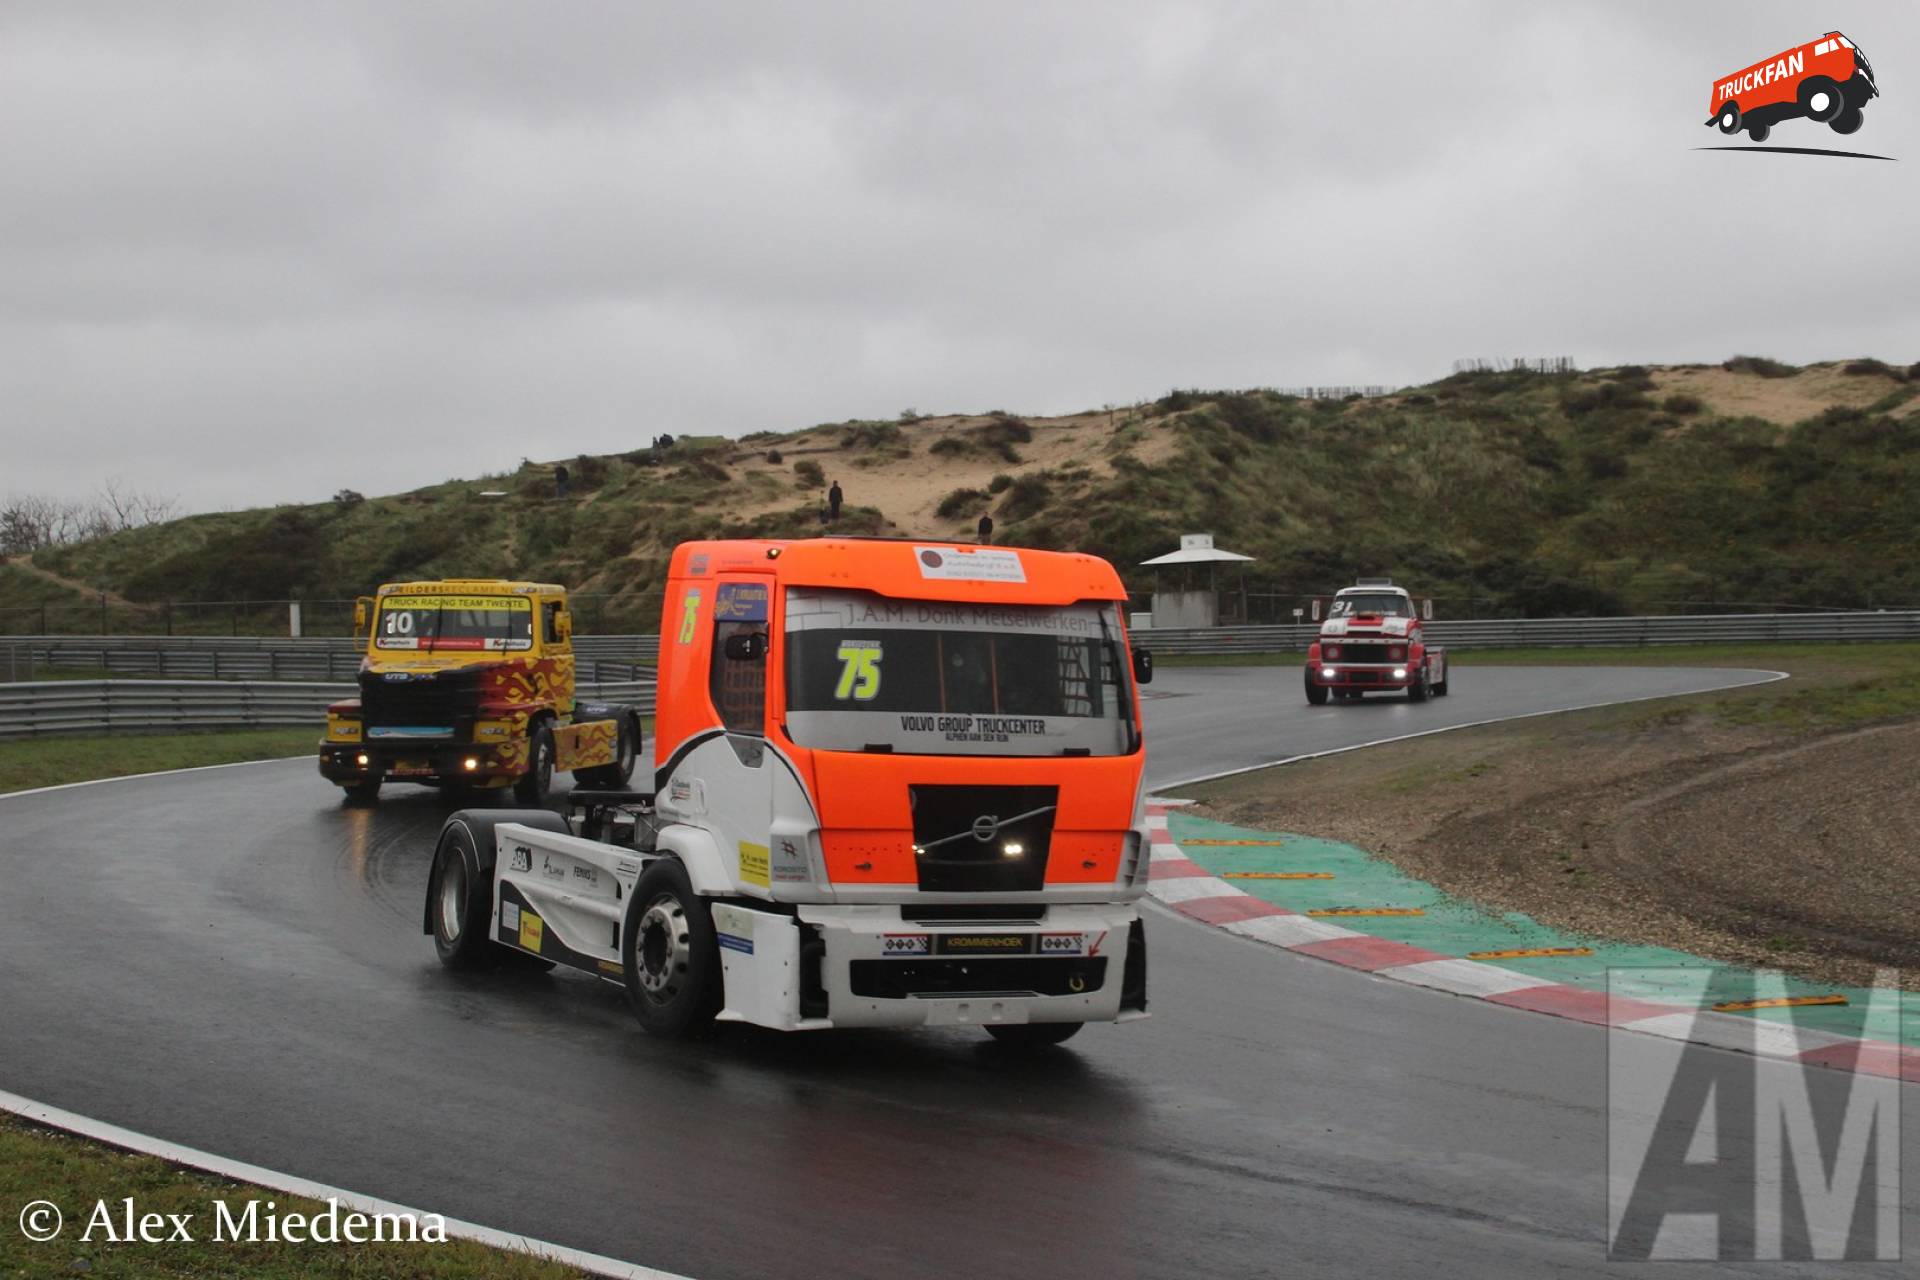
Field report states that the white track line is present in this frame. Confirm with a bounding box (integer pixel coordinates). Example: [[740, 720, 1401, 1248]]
[[2, 758, 691, 1280], [1154, 668, 1789, 793], [0, 1089, 690, 1280]]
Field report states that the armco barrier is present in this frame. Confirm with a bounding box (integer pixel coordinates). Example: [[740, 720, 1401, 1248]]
[[0, 679, 656, 739], [1135, 611, 1920, 655], [0, 635, 658, 683]]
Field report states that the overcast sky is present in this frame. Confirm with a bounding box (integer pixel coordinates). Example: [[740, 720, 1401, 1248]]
[[3, 1, 1915, 513]]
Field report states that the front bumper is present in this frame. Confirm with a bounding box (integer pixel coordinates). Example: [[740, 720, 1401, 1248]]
[[317, 739, 518, 787], [711, 901, 1148, 1030], [1309, 665, 1412, 689]]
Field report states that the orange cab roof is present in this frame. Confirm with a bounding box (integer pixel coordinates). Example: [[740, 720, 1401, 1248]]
[[669, 538, 1127, 606]]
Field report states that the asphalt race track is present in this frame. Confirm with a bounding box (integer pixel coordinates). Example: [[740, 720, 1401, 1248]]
[[5, 664, 1912, 1279]]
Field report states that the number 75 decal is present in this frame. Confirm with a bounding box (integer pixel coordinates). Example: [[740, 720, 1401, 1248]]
[[834, 641, 883, 700]]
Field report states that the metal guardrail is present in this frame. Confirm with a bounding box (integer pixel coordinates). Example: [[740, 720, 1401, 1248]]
[[0, 679, 657, 738], [1135, 611, 1920, 654], [0, 635, 657, 683]]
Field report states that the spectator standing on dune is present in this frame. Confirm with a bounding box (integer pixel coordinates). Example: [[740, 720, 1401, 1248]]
[[977, 512, 994, 545], [828, 479, 843, 523]]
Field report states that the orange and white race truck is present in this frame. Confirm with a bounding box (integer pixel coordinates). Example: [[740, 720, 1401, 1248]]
[[1304, 578, 1448, 705], [422, 538, 1155, 1046]]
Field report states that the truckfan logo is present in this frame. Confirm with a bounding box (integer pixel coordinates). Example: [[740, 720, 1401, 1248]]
[[1701, 30, 1888, 157]]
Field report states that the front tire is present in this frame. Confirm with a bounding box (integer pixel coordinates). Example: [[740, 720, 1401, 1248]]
[[985, 1022, 1082, 1047], [513, 722, 555, 805], [341, 778, 381, 804], [1716, 102, 1741, 135], [1407, 667, 1429, 702], [1799, 76, 1843, 122], [621, 859, 721, 1037], [428, 821, 497, 971], [1304, 668, 1328, 705]]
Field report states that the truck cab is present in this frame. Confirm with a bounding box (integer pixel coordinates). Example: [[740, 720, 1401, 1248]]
[[1304, 578, 1448, 704], [319, 579, 640, 803], [422, 539, 1155, 1046]]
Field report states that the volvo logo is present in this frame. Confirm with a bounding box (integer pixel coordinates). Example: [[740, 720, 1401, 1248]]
[[971, 814, 999, 842]]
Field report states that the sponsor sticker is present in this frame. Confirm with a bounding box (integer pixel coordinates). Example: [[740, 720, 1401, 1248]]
[[771, 837, 810, 883], [518, 911, 544, 953], [500, 901, 520, 933], [540, 854, 567, 881], [717, 932, 754, 955], [934, 933, 1034, 956], [1039, 932, 1085, 956], [913, 546, 1026, 583], [738, 841, 770, 888], [715, 581, 770, 622], [883, 934, 931, 956], [509, 845, 532, 873]]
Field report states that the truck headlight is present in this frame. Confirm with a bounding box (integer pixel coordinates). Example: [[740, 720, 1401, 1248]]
[[1392, 668, 1407, 679], [1321, 667, 1336, 679]]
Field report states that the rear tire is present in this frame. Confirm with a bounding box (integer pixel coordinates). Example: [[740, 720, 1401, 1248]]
[[512, 722, 555, 805], [1830, 107, 1864, 135], [1746, 121, 1771, 143], [985, 1022, 1082, 1047], [1432, 662, 1449, 696], [621, 859, 721, 1037], [575, 715, 637, 789], [1304, 669, 1328, 705]]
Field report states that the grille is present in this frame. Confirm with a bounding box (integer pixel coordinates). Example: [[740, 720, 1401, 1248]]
[[1328, 643, 1401, 664], [909, 784, 1056, 893], [358, 668, 482, 729]]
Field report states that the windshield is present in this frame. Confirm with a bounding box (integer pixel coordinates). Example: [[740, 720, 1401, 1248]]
[[1330, 594, 1410, 618], [783, 588, 1136, 757], [374, 594, 534, 652]]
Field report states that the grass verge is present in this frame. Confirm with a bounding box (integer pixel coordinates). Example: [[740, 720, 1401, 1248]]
[[0, 1115, 585, 1278], [0, 727, 317, 796]]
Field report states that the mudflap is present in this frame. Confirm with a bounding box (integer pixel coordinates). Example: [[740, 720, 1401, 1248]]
[[711, 903, 818, 1030], [553, 718, 619, 773]]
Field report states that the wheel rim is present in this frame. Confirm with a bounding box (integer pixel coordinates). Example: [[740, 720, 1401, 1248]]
[[616, 730, 633, 773], [535, 738, 552, 791], [635, 895, 690, 1003], [437, 856, 468, 943]]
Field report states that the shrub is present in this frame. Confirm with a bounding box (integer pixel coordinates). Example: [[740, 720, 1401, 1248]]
[[987, 473, 1013, 494], [793, 459, 825, 489], [929, 436, 970, 457], [840, 422, 906, 451], [1723, 355, 1798, 378], [1843, 358, 1902, 379], [1583, 450, 1629, 480], [332, 489, 364, 506], [764, 449, 783, 464], [996, 472, 1053, 522], [936, 487, 988, 519], [1662, 393, 1705, 416]]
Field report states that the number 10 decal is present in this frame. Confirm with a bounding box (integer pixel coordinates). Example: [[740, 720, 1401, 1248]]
[[834, 641, 883, 701]]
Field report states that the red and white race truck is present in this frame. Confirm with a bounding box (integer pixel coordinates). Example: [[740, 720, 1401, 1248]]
[[1706, 31, 1878, 142], [1303, 578, 1448, 705]]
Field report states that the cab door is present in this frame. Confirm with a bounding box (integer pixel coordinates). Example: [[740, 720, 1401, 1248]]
[[694, 574, 776, 893]]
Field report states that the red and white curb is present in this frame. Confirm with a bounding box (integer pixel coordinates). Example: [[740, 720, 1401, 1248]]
[[1142, 802, 1919, 1083]]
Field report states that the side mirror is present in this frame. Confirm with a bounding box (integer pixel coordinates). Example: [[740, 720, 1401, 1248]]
[[353, 597, 372, 634], [1131, 648, 1153, 685], [724, 632, 768, 661]]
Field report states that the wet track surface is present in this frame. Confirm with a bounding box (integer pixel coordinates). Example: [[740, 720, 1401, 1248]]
[[4, 664, 1914, 1279]]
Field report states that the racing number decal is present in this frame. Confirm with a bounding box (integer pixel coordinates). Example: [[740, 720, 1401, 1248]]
[[678, 589, 702, 645], [834, 641, 883, 701]]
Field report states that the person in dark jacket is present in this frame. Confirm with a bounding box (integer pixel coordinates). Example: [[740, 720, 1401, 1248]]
[[827, 480, 843, 523], [977, 512, 994, 545]]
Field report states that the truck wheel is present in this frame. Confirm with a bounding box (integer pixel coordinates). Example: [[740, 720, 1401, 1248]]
[[341, 778, 381, 804], [1407, 668, 1429, 702], [513, 722, 555, 805], [986, 1022, 1082, 1047], [620, 859, 721, 1037], [1799, 76, 1844, 122], [1830, 107, 1864, 135], [1304, 669, 1328, 705], [1716, 102, 1741, 134], [1433, 664, 1449, 696], [1746, 121, 1770, 143], [576, 715, 637, 788], [428, 821, 499, 971]]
